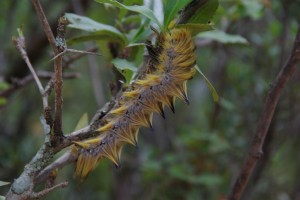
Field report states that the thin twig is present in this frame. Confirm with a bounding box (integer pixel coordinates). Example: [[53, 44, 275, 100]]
[[50, 48, 101, 61], [229, 26, 300, 200], [12, 32, 47, 107], [31, 181, 68, 199]]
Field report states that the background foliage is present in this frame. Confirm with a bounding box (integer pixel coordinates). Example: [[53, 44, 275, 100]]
[[0, 0, 300, 199]]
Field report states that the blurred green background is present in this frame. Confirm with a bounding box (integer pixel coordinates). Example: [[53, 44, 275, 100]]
[[1, 0, 300, 199]]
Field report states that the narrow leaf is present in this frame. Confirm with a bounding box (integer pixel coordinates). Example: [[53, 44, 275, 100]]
[[95, 0, 162, 30], [74, 113, 89, 131], [126, 43, 145, 47], [195, 65, 219, 102], [197, 30, 248, 44]]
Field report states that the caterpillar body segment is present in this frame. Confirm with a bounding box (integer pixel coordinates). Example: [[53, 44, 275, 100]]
[[73, 28, 196, 178]]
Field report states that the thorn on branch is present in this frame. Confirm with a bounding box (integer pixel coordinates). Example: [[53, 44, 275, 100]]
[[50, 48, 102, 62], [64, 47, 99, 66]]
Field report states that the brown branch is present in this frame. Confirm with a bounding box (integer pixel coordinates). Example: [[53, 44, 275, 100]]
[[32, 0, 58, 54], [53, 17, 68, 136], [229, 25, 300, 200]]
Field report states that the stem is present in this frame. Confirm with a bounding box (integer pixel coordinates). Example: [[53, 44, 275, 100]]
[[53, 16, 68, 135]]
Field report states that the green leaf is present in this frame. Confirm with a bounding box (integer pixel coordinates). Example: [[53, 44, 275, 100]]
[[0, 196, 5, 200], [195, 65, 219, 102], [176, 23, 213, 36], [197, 30, 248, 44], [163, 0, 191, 29], [187, 0, 219, 24], [0, 180, 10, 187], [67, 32, 125, 46], [74, 113, 89, 131], [65, 13, 127, 44], [95, 0, 163, 30], [112, 58, 137, 84]]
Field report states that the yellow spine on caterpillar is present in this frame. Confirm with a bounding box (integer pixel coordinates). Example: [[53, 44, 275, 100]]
[[72, 28, 196, 178]]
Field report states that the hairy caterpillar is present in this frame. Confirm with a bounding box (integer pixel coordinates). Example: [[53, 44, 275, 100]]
[[73, 28, 196, 178]]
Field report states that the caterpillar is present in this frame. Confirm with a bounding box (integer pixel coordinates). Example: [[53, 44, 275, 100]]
[[72, 28, 196, 178]]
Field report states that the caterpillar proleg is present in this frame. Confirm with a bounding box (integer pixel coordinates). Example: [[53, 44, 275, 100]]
[[73, 28, 196, 178]]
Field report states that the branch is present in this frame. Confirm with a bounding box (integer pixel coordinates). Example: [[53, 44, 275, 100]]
[[229, 25, 300, 200]]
